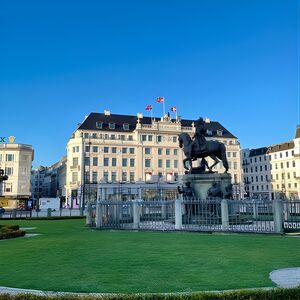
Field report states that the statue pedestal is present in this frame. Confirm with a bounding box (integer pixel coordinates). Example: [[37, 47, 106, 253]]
[[182, 173, 232, 200]]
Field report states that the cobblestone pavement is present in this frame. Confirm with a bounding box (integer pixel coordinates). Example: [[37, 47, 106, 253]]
[[270, 268, 300, 288]]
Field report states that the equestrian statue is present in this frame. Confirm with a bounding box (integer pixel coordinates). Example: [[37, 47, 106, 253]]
[[178, 117, 229, 173]]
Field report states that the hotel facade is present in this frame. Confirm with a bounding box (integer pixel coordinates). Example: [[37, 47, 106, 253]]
[[65, 111, 242, 207]]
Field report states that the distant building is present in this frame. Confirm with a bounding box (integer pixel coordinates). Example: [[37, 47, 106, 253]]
[[31, 156, 67, 205], [241, 125, 300, 200], [0, 143, 34, 208], [66, 110, 242, 207]]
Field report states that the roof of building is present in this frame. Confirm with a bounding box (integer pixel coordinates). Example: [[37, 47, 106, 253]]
[[249, 147, 268, 157], [246, 141, 295, 157], [78, 112, 237, 138], [268, 141, 294, 153]]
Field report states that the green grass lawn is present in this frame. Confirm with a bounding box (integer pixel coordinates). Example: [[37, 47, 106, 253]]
[[0, 219, 299, 294]]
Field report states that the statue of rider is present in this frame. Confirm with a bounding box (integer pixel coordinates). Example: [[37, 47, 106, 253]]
[[191, 117, 207, 158]]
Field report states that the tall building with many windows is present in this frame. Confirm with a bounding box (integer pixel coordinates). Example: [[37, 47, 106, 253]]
[[241, 125, 300, 200], [0, 143, 34, 208], [31, 156, 67, 204], [65, 111, 241, 207]]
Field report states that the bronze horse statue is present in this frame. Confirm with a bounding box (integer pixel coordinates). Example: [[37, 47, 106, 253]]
[[178, 132, 229, 173]]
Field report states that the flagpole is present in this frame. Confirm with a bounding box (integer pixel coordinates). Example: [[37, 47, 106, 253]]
[[163, 99, 165, 116]]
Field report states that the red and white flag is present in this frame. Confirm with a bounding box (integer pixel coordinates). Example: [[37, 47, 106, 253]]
[[156, 97, 164, 103], [145, 104, 152, 111], [170, 106, 177, 112]]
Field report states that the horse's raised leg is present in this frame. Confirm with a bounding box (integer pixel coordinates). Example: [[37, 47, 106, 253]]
[[209, 155, 220, 172]]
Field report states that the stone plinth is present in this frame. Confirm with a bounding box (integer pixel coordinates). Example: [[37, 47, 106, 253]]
[[182, 173, 232, 200]]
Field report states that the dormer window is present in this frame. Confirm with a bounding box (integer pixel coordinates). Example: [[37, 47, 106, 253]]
[[109, 122, 115, 130], [96, 122, 103, 129], [207, 129, 213, 136], [123, 123, 129, 130], [217, 130, 223, 136]]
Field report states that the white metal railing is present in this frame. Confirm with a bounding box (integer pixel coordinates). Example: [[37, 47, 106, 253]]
[[88, 199, 291, 233]]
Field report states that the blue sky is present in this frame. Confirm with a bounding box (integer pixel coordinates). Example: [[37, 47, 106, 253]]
[[0, 0, 299, 167]]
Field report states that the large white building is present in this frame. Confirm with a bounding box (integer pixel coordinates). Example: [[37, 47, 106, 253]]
[[65, 110, 242, 207], [241, 125, 300, 200], [0, 143, 34, 208]]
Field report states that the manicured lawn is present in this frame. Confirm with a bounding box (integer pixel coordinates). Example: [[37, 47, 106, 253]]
[[0, 219, 299, 293]]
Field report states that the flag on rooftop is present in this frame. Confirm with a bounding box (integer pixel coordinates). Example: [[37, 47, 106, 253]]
[[170, 106, 177, 112], [145, 104, 152, 111]]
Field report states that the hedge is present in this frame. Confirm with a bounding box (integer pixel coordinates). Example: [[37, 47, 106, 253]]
[[0, 224, 25, 240], [0, 287, 300, 300], [27, 216, 85, 221], [0, 224, 19, 230]]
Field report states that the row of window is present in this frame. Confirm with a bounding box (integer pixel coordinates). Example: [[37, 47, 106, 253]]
[[245, 172, 297, 183], [0, 167, 28, 176], [95, 122, 130, 130], [85, 146, 136, 154], [140, 135, 178, 143], [244, 161, 296, 173], [0, 154, 15, 162], [84, 132, 133, 141], [243, 150, 295, 164], [72, 171, 136, 183], [80, 157, 179, 169], [72, 171, 179, 183], [247, 182, 298, 192]]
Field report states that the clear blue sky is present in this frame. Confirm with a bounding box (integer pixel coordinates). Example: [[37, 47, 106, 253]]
[[1, 0, 299, 167]]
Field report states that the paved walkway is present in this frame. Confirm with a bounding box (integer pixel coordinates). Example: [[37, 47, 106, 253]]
[[0, 286, 276, 296], [270, 268, 300, 288]]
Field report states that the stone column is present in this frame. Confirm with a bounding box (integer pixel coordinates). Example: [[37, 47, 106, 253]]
[[221, 199, 229, 231], [95, 202, 103, 229], [132, 200, 140, 229], [175, 199, 183, 230], [273, 199, 283, 234]]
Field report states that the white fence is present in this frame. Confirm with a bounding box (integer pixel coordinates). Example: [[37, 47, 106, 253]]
[[87, 199, 300, 234], [0, 208, 83, 219]]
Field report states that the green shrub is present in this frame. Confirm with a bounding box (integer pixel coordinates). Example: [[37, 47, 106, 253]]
[[0, 229, 25, 240], [0, 224, 25, 240], [0, 224, 19, 230], [27, 216, 85, 221], [0, 287, 300, 300]]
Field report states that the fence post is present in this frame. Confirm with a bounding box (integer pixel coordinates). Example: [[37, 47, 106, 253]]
[[132, 200, 140, 229], [161, 201, 167, 219], [86, 201, 92, 226], [12, 209, 17, 219], [252, 200, 258, 219], [175, 199, 183, 230], [221, 199, 229, 231], [95, 201, 103, 229], [80, 207, 84, 217], [47, 208, 52, 217], [273, 199, 283, 234]]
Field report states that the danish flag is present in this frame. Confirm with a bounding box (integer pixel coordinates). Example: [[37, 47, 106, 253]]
[[156, 97, 164, 103], [145, 104, 152, 111]]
